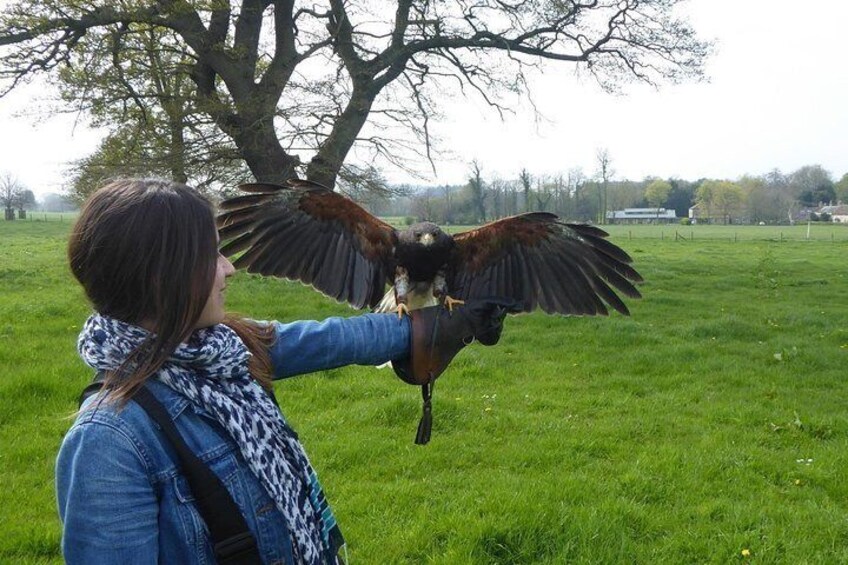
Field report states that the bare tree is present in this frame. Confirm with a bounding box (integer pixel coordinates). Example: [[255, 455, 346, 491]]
[[467, 160, 486, 223], [335, 164, 401, 213], [489, 177, 505, 220], [552, 174, 565, 216], [440, 184, 454, 224], [410, 188, 433, 221], [0, 172, 24, 220], [1, 1, 710, 190], [534, 176, 553, 212], [595, 148, 614, 224], [567, 166, 591, 221], [505, 179, 519, 217], [519, 168, 532, 212]]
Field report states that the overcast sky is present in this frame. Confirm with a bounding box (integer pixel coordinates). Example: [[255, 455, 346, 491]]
[[1, 0, 846, 198]]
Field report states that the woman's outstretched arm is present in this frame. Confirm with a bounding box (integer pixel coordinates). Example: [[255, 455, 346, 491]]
[[270, 313, 411, 379]]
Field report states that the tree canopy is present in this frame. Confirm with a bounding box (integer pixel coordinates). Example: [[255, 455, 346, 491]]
[[644, 178, 671, 209], [835, 173, 848, 204], [789, 165, 835, 207], [1, 0, 711, 193], [696, 179, 743, 224]]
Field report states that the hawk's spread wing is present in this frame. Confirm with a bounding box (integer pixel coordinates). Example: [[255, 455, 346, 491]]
[[448, 213, 642, 315], [217, 180, 397, 309]]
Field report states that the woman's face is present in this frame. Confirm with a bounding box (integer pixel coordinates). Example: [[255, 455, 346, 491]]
[[195, 251, 236, 329]]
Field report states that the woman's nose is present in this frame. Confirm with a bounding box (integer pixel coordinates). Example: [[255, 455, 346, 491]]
[[222, 255, 236, 277]]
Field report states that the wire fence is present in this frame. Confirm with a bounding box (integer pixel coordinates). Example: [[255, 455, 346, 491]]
[[604, 224, 848, 243], [13, 211, 78, 222], [435, 222, 848, 243]]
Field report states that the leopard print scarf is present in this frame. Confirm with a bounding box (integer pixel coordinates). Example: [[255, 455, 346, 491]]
[[78, 313, 343, 564]]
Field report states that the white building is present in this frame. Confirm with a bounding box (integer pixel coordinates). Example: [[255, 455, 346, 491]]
[[818, 204, 848, 223], [606, 208, 677, 224]]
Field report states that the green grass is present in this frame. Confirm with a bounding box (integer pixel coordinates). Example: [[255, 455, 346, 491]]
[[2, 220, 847, 563]]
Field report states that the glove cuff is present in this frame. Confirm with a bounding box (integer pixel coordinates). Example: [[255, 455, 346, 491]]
[[392, 306, 472, 386]]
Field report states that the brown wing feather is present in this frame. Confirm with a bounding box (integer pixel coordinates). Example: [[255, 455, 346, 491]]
[[448, 213, 642, 315], [217, 180, 397, 309]]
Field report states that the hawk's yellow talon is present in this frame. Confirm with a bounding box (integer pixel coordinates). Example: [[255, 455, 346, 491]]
[[444, 295, 465, 313], [396, 303, 410, 319]]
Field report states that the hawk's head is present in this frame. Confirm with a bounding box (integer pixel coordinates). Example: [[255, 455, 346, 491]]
[[395, 222, 455, 280], [400, 221, 450, 248]]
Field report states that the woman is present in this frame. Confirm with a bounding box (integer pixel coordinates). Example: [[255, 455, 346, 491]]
[[56, 178, 509, 564]]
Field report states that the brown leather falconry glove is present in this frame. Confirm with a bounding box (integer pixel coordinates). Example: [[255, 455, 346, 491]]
[[392, 297, 522, 444]]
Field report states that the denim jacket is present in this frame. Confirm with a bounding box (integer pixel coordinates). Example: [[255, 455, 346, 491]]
[[56, 313, 410, 564]]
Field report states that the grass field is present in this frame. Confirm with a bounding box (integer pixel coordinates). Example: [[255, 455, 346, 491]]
[[1, 219, 847, 564]]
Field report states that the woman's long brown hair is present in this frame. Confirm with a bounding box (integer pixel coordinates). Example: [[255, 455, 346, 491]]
[[69, 179, 274, 405]]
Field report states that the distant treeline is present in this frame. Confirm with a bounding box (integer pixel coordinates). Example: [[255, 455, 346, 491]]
[[38, 193, 78, 213], [12, 165, 846, 226], [364, 164, 848, 225]]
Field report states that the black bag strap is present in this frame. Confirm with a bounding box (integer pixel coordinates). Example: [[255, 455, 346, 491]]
[[133, 387, 261, 564], [80, 375, 261, 565], [78, 374, 108, 407]]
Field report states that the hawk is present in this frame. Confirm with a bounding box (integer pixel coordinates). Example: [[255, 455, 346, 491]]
[[216, 179, 643, 318]]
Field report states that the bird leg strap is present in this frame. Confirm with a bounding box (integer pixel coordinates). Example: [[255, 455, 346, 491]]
[[414, 306, 441, 445], [415, 378, 435, 445]]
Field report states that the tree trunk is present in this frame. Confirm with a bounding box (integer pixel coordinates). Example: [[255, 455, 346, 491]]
[[307, 86, 375, 188], [232, 115, 300, 183], [168, 116, 188, 184]]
